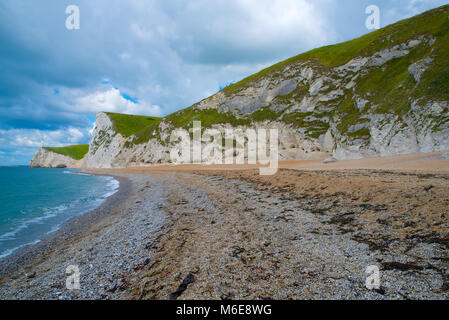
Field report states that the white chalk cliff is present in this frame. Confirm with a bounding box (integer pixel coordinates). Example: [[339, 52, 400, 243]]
[[30, 148, 85, 168]]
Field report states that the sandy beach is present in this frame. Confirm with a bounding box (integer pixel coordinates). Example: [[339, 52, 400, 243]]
[[0, 151, 448, 300]]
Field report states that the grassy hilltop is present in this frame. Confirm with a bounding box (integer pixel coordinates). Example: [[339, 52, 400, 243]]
[[44, 145, 89, 160], [222, 4, 449, 97], [104, 112, 162, 138]]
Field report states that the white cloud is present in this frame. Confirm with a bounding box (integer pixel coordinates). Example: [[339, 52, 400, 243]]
[[0, 127, 90, 149], [129, 0, 335, 65], [73, 88, 163, 117]]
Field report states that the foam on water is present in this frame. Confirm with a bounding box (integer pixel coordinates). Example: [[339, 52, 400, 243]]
[[0, 167, 120, 259]]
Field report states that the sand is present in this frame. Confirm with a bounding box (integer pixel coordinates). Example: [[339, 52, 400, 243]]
[[115, 150, 449, 174], [0, 151, 448, 299]]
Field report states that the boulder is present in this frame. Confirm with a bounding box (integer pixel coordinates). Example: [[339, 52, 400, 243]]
[[323, 157, 338, 164]]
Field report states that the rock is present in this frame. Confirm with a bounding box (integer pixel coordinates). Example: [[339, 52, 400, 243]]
[[442, 152, 449, 159], [375, 287, 386, 295], [323, 130, 335, 153], [323, 157, 338, 164], [408, 57, 433, 82], [86, 112, 123, 168], [170, 273, 195, 300], [106, 283, 118, 293], [367, 45, 411, 67], [118, 278, 129, 291], [29, 148, 78, 168], [309, 78, 324, 95]]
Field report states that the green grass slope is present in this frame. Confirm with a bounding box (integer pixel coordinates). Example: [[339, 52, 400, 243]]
[[44, 145, 89, 160], [105, 112, 162, 138], [222, 4, 449, 96]]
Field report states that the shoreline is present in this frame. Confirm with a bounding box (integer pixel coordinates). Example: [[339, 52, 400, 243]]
[[0, 170, 167, 300], [1, 152, 448, 299], [0, 172, 132, 280]]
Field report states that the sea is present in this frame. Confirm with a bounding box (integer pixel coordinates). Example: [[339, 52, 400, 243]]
[[0, 166, 119, 259]]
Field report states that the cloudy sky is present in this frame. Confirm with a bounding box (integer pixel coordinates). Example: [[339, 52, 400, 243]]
[[0, 0, 447, 165]]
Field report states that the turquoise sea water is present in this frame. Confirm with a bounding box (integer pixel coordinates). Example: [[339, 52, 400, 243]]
[[0, 167, 119, 259]]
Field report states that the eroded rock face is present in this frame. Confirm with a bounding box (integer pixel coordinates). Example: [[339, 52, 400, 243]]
[[85, 114, 329, 168], [83, 97, 448, 167], [408, 56, 433, 83], [184, 36, 446, 161], [85, 112, 124, 168], [29, 148, 78, 168]]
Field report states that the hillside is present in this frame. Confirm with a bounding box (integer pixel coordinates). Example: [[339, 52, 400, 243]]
[[31, 5, 449, 168], [30, 145, 89, 168], [44, 145, 89, 161], [154, 5, 449, 142], [104, 112, 162, 138]]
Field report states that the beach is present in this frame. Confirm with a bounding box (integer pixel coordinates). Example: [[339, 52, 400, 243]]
[[0, 173, 165, 299], [0, 152, 448, 300]]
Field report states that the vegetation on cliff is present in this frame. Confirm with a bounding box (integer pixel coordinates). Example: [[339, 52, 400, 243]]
[[44, 145, 89, 160], [222, 5, 449, 97], [105, 112, 162, 138]]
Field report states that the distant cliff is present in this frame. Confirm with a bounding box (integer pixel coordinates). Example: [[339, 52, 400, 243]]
[[29, 146, 88, 168], [30, 5, 449, 168]]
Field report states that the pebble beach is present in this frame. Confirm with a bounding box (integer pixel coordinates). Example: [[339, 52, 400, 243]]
[[0, 157, 448, 300]]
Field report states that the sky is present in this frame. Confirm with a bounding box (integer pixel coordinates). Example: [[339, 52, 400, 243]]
[[0, 0, 447, 165]]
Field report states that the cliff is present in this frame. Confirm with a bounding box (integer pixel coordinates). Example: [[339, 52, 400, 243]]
[[31, 5, 449, 168], [30, 148, 83, 168], [82, 112, 328, 168], [29, 147, 87, 168]]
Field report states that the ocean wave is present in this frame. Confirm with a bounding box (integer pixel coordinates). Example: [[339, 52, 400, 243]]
[[63, 170, 91, 176], [0, 174, 120, 260], [0, 239, 41, 259], [0, 205, 65, 241], [102, 177, 120, 198]]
